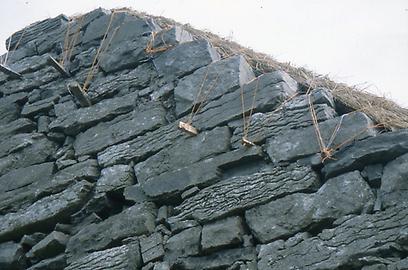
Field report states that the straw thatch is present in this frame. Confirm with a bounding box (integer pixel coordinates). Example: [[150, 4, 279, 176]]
[[114, 8, 408, 130]]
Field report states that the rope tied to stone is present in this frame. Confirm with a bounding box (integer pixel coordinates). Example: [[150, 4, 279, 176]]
[[240, 77, 259, 146]]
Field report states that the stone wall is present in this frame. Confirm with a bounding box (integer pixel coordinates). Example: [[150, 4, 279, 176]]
[[0, 8, 407, 270]]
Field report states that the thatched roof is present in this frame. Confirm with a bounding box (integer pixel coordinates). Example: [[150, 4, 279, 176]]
[[116, 8, 408, 130]]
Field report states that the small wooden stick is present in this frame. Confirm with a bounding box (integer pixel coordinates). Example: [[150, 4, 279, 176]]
[[48, 55, 70, 78], [0, 64, 22, 79], [178, 121, 198, 136], [242, 137, 256, 147], [67, 82, 92, 107]]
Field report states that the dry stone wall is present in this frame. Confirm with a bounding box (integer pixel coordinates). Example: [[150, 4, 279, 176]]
[[0, 8, 407, 270]]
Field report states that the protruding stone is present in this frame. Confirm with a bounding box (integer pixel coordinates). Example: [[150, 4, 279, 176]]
[[28, 231, 69, 260], [164, 226, 202, 262], [0, 241, 26, 269], [140, 233, 165, 263], [95, 164, 135, 195]]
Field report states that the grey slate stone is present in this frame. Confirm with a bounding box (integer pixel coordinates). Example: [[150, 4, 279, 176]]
[[21, 95, 60, 117], [153, 40, 220, 78], [134, 126, 231, 183], [245, 171, 375, 243], [73, 103, 167, 156], [0, 118, 36, 139], [0, 101, 20, 125], [140, 233, 165, 263], [123, 184, 150, 203], [66, 202, 156, 262], [49, 91, 138, 135], [65, 242, 142, 270], [26, 254, 66, 270], [173, 247, 256, 270], [95, 164, 135, 195], [174, 55, 255, 116], [0, 133, 58, 176], [190, 71, 296, 131], [164, 226, 202, 262], [0, 181, 92, 242], [322, 129, 408, 179], [150, 26, 193, 50], [0, 241, 26, 270], [28, 231, 68, 260], [380, 153, 408, 208], [266, 111, 377, 164], [99, 15, 160, 73], [201, 216, 245, 253], [170, 164, 319, 223], [257, 206, 408, 270]]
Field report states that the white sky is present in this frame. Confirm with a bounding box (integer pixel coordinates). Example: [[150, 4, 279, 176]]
[[1, 0, 407, 107]]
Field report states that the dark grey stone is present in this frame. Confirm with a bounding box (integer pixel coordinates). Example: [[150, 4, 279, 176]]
[[37, 116, 50, 133], [54, 100, 76, 117], [0, 241, 26, 270], [95, 164, 135, 195], [123, 184, 150, 203], [170, 164, 319, 223], [66, 203, 156, 262], [245, 171, 374, 243], [0, 118, 36, 139], [153, 40, 220, 78], [28, 231, 69, 260], [73, 103, 166, 156], [0, 101, 20, 125], [49, 91, 138, 135], [26, 254, 66, 270], [99, 15, 160, 73], [380, 153, 408, 208], [20, 233, 47, 249], [150, 26, 193, 50], [0, 181, 92, 242], [21, 95, 60, 117], [189, 71, 296, 131], [267, 112, 377, 163], [257, 206, 408, 270], [134, 126, 231, 183], [173, 247, 256, 270], [201, 216, 245, 253], [322, 130, 408, 179], [65, 242, 141, 270], [140, 233, 165, 263], [363, 163, 383, 188], [81, 10, 125, 44], [0, 133, 58, 176], [174, 55, 255, 116], [164, 226, 201, 262]]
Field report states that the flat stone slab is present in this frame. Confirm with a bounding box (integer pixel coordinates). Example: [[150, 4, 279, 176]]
[[0, 241, 26, 269], [49, 91, 138, 135], [73, 103, 166, 156], [322, 129, 408, 179], [153, 40, 220, 78], [174, 55, 255, 116], [95, 164, 135, 195], [170, 164, 319, 223], [190, 71, 296, 131], [66, 202, 156, 262], [21, 95, 60, 117], [0, 181, 92, 242], [245, 171, 375, 243], [65, 242, 141, 270], [258, 205, 408, 270], [164, 226, 202, 262], [28, 231, 69, 260], [266, 112, 377, 163], [134, 126, 231, 183], [0, 118, 36, 140]]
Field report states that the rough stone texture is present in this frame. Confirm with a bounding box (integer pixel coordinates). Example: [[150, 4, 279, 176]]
[[257, 206, 408, 270], [190, 72, 296, 130], [1, 9, 408, 270], [201, 216, 245, 253], [66, 203, 156, 262], [153, 40, 220, 78], [171, 164, 319, 223], [65, 242, 142, 270], [28, 231, 68, 260], [322, 129, 408, 179], [73, 103, 167, 156], [245, 171, 375, 243], [49, 91, 138, 135], [95, 164, 135, 195], [174, 55, 255, 116], [266, 111, 377, 163], [0, 181, 92, 242], [380, 153, 408, 209]]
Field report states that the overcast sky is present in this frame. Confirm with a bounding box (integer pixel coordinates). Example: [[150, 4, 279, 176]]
[[1, 0, 407, 107]]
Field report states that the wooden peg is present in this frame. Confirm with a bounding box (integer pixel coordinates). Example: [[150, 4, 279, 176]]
[[178, 121, 198, 136], [242, 137, 256, 147], [0, 64, 22, 79], [67, 82, 92, 107], [47, 55, 70, 78]]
